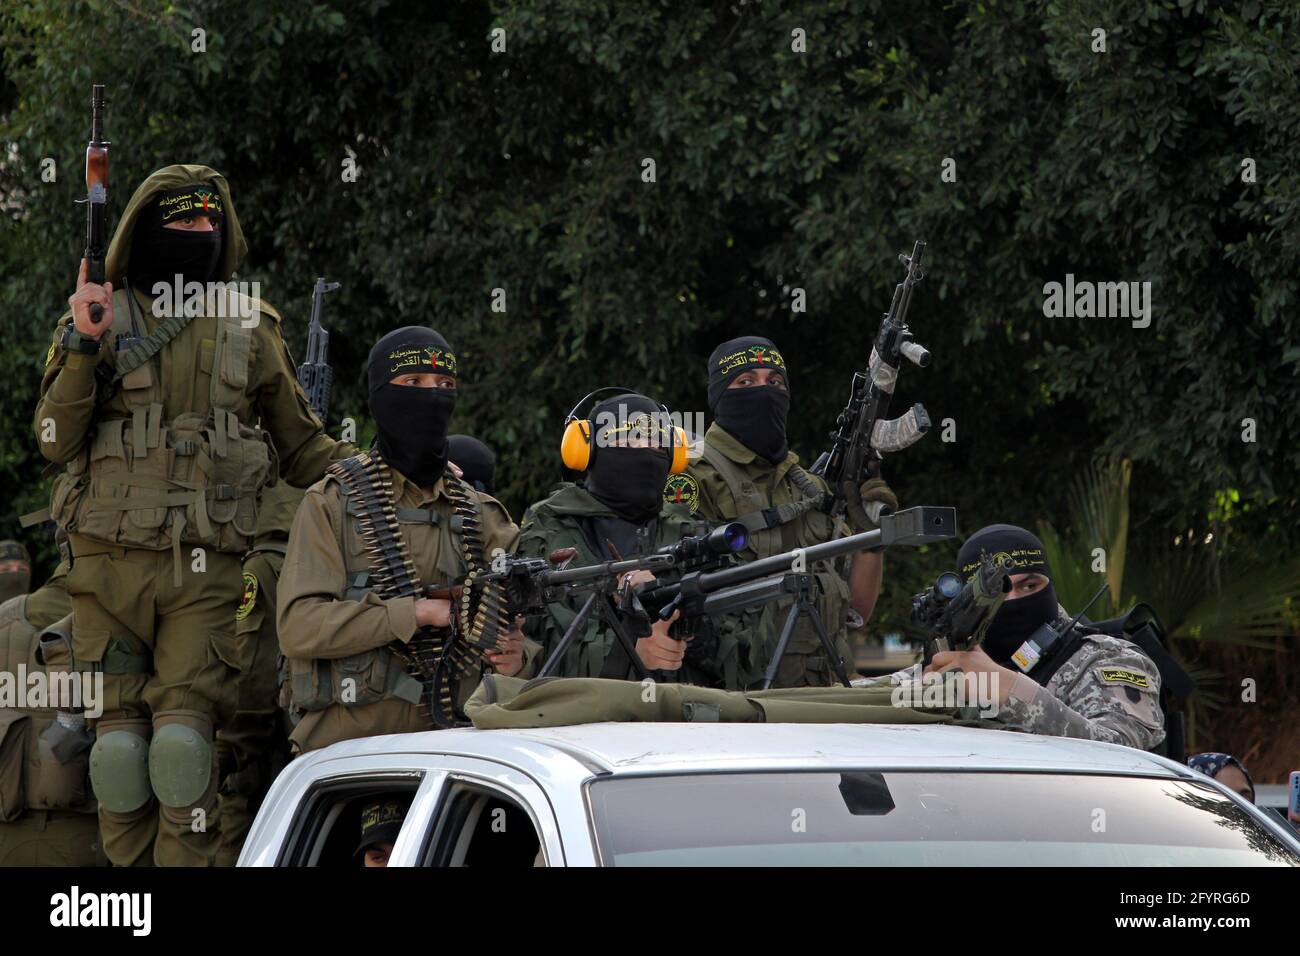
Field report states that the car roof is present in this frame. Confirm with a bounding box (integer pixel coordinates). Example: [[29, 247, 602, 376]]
[[302, 722, 1194, 779]]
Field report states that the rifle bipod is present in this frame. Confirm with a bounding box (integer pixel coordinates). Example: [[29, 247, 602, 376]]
[[758, 572, 853, 690]]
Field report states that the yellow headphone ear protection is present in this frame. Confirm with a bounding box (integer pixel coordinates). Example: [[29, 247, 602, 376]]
[[561, 387, 690, 474], [667, 426, 689, 475]]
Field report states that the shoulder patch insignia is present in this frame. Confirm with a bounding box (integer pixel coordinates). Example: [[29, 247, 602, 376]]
[[236, 571, 259, 622], [664, 473, 701, 513], [45, 340, 57, 366], [1097, 667, 1150, 689]]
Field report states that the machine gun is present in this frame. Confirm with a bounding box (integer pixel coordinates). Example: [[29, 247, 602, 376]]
[[297, 277, 340, 421], [811, 240, 930, 528], [910, 552, 1015, 666], [637, 505, 958, 687], [78, 84, 110, 326], [430, 522, 751, 681]]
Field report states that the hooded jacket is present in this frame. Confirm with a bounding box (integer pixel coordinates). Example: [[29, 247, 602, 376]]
[[35, 165, 352, 562]]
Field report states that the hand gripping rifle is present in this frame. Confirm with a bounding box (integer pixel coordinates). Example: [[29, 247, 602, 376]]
[[811, 240, 931, 528], [77, 84, 110, 326], [910, 552, 1015, 666], [297, 277, 340, 422], [432, 523, 750, 681], [637, 505, 957, 687]]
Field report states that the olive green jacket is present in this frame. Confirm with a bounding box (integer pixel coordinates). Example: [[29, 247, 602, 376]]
[[669, 423, 854, 688], [518, 483, 729, 684], [35, 165, 352, 561]]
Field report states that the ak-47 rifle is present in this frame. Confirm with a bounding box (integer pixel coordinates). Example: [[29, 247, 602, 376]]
[[910, 552, 1015, 666], [78, 84, 110, 326], [297, 277, 339, 422], [811, 240, 931, 528], [637, 505, 958, 687]]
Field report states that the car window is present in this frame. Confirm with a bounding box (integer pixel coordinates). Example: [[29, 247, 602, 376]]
[[587, 771, 1300, 867], [422, 778, 544, 868], [278, 774, 423, 868]]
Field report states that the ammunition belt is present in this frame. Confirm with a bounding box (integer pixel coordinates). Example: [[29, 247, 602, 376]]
[[328, 450, 450, 724], [325, 451, 510, 728], [434, 473, 513, 728]]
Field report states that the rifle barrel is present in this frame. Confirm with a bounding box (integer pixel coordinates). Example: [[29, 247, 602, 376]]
[[681, 506, 955, 599]]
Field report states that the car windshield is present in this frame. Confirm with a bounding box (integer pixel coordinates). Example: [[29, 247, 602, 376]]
[[587, 771, 1299, 866]]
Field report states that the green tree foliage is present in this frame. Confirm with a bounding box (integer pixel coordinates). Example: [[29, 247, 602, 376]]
[[2, 0, 1297, 584]]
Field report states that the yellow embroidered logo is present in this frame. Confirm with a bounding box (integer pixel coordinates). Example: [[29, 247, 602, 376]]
[[158, 187, 224, 222], [236, 571, 259, 622], [1098, 668, 1149, 689], [961, 546, 1046, 579], [45, 340, 57, 366], [387, 346, 458, 376], [717, 345, 787, 375], [663, 474, 700, 513]]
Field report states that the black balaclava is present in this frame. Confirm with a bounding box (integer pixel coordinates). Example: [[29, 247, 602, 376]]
[[446, 434, 496, 495], [584, 392, 674, 526], [0, 540, 31, 603], [366, 327, 460, 488], [956, 524, 1058, 664], [707, 336, 791, 463], [127, 185, 225, 292]]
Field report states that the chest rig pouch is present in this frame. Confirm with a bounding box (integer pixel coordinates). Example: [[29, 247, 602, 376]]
[[287, 470, 468, 713], [0, 602, 95, 817], [698, 443, 848, 657], [49, 287, 278, 581]]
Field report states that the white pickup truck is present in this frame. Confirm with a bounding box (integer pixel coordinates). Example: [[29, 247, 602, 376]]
[[238, 723, 1300, 867]]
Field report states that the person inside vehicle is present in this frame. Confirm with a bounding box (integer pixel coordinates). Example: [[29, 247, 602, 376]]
[[356, 795, 411, 868], [1187, 752, 1255, 803]]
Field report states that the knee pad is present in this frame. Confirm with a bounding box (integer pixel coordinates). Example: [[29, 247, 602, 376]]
[[89, 718, 152, 814], [148, 710, 215, 812]]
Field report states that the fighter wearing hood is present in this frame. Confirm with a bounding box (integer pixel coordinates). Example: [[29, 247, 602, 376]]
[[35, 165, 354, 866]]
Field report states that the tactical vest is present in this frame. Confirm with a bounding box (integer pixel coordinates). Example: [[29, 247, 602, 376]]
[[286, 474, 469, 713], [698, 444, 831, 555], [0, 597, 95, 819], [696, 443, 851, 665], [49, 287, 278, 577]]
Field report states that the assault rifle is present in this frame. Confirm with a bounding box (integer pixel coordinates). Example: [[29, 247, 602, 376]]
[[297, 277, 340, 421], [637, 505, 958, 687], [910, 552, 1014, 666], [78, 84, 110, 326], [811, 240, 930, 528]]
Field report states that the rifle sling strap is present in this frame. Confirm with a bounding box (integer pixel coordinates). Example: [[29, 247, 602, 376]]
[[699, 442, 826, 534], [111, 278, 198, 381]]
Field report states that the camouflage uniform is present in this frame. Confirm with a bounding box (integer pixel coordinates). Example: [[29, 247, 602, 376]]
[[867, 606, 1165, 750], [518, 482, 721, 684], [995, 608, 1165, 750], [669, 423, 855, 689]]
